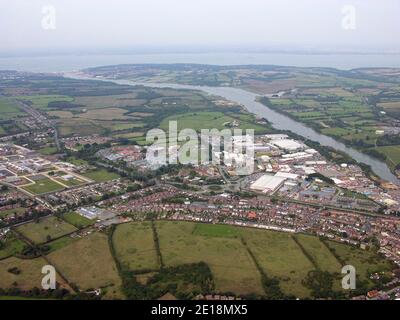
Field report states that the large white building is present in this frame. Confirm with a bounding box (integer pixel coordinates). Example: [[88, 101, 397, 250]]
[[250, 175, 286, 193], [270, 139, 304, 151]]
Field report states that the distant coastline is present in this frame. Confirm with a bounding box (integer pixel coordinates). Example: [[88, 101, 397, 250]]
[[1, 52, 400, 73]]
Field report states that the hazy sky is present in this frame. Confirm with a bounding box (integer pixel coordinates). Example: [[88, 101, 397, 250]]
[[0, 0, 399, 54]]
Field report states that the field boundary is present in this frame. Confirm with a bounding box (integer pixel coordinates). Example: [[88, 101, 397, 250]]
[[291, 235, 320, 270], [151, 220, 164, 269]]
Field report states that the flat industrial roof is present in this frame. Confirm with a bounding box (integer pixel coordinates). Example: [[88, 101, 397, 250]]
[[250, 175, 286, 192]]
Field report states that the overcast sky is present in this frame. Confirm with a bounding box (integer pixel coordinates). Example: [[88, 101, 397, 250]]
[[0, 0, 399, 54]]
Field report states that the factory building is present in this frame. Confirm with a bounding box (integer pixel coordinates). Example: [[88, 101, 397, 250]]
[[250, 175, 286, 194]]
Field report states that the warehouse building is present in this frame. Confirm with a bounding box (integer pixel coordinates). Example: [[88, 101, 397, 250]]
[[270, 139, 304, 151], [250, 175, 286, 193]]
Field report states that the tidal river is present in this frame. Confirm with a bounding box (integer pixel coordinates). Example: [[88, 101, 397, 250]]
[[66, 74, 400, 185]]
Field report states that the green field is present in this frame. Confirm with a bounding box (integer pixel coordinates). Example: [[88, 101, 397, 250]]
[[1, 219, 394, 299], [38, 146, 58, 155], [155, 221, 264, 295], [62, 212, 93, 228], [22, 178, 65, 195], [323, 240, 393, 288], [192, 223, 239, 238], [240, 228, 314, 297], [82, 169, 120, 182], [47, 232, 123, 298], [160, 111, 268, 134], [0, 98, 23, 121], [0, 207, 27, 219], [64, 156, 89, 166], [0, 233, 25, 259], [113, 221, 159, 271], [112, 221, 393, 298], [54, 176, 86, 187], [16, 95, 73, 110], [0, 257, 49, 290], [16, 216, 77, 244], [373, 145, 400, 168]]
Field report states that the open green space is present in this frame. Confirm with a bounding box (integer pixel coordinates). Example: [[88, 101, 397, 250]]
[[113, 221, 159, 271], [22, 178, 65, 195], [373, 145, 400, 168], [82, 169, 120, 182], [38, 146, 58, 155], [0, 233, 25, 259], [47, 232, 123, 298], [155, 221, 264, 296], [0, 257, 49, 290], [54, 176, 86, 187], [0, 98, 23, 121], [192, 223, 239, 238], [160, 111, 268, 134], [15, 216, 77, 244], [112, 221, 393, 298], [16, 95, 74, 110], [62, 212, 94, 229], [0, 207, 27, 219]]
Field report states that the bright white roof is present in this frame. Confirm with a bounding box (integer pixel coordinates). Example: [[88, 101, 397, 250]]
[[275, 171, 299, 180], [271, 139, 303, 151], [250, 175, 286, 192]]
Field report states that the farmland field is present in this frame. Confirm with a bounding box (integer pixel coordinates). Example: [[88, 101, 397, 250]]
[[0, 98, 23, 120], [16, 216, 77, 244], [112, 221, 393, 298], [160, 111, 269, 134], [373, 145, 400, 168], [47, 232, 122, 298], [112, 221, 159, 271], [192, 223, 239, 238], [80, 108, 132, 121], [16, 95, 74, 110], [0, 257, 50, 290], [155, 221, 264, 295], [240, 228, 315, 298]]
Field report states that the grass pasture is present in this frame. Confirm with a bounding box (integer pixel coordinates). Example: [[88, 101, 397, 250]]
[[16, 95, 73, 110], [323, 240, 393, 288], [192, 223, 239, 238], [155, 221, 264, 295], [160, 111, 268, 134], [62, 212, 94, 229], [0, 233, 25, 259], [113, 221, 159, 271], [112, 221, 393, 298], [80, 108, 132, 121], [47, 232, 122, 297], [0, 257, 49, 290], [373, 145, 400, 168], [16, 216, 77, 244], [240, 228, 314, 298], [0, 98, 23, 120]]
